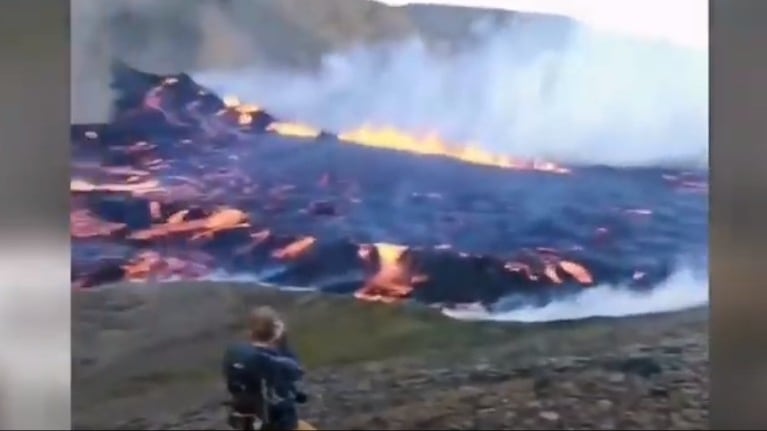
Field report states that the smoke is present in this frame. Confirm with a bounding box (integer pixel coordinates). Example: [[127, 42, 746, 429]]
[[195, 19, 708, 168], [442, 266, 708, 322], [71, 0, 708, 167], [170, 265, 707, 323], [71, 0, 114, 123], [70, 0, 259, 123]]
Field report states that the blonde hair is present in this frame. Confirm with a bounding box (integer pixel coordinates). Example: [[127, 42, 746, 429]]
[[248, 306, 282, 343]]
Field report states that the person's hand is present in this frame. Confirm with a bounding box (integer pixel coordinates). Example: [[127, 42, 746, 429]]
[[272, 319, 286, 344]]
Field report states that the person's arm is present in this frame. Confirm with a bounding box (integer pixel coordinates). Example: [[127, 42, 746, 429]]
[[272, 354, 305, 381]]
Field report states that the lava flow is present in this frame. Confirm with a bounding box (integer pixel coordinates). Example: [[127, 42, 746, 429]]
[[70, 62, 708, 312]]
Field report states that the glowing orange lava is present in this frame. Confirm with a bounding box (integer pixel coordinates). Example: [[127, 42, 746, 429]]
[[338, 125, 570, 174], [559, 261, 593, 285], [219, 94, 569, 173], [223, 96, 261, 113], [272, 236, 317, 260], [355, 243, 425, 303], [267, 122, 321, 139]]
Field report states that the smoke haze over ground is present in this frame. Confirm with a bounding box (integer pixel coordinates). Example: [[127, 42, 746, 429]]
[[196, 21, 708, 168], [70, 0, 511, 123], [72, 0, 708, 168], [444, 265, 707, 322]]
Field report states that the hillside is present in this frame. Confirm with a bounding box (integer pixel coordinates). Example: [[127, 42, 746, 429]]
[[72, 0, 551, 70], [70, 0, 573, 122], [73, 282, 707, 430]]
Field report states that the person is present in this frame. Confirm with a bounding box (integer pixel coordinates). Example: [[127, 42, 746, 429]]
[[223, 306, 308, 430]]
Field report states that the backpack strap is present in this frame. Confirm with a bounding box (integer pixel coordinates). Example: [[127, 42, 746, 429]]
[[259, 378, 271, 424]]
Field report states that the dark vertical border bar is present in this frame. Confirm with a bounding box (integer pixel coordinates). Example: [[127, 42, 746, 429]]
[[0, 1, 71, 429], [711, 0, 767, 429]]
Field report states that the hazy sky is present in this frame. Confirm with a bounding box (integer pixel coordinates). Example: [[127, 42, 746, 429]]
[[378, 0, 707, 50]]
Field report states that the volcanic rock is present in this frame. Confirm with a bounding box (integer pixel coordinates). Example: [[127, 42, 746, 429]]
[[89, 194, 153, 230], [69, 61, 707, 312]]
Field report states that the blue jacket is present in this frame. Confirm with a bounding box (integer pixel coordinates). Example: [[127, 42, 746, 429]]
[[223, 339, 304, 429]]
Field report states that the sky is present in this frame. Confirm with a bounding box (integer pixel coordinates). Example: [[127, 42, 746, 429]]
[[377, 0, 708, 51]]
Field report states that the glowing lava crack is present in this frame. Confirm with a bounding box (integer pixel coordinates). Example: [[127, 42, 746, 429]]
[[70, 62, 708, 312]]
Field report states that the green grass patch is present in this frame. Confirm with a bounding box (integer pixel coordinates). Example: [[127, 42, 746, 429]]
[[224, 287, 517, 368]]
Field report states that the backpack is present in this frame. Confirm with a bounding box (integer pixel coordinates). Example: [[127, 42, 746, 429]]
[[223, 345, 274, 425]]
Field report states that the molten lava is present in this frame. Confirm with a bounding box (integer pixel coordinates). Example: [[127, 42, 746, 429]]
[[223, 95, 261, 113], [272, 236, 317, 260], [69, 63, 708, 312], [338, 125, 570, 173], [267, 122, 322, 139], [218, 92, 569, 173], [559, 261, 594, 285], [354, 243, 427, 303], [129, 207, 248, 242]]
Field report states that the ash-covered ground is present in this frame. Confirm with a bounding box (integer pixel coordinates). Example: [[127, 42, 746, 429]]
[[71, 63, 708, 319], [72, 282, 708, 430]]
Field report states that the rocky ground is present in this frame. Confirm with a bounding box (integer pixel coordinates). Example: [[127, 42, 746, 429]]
[[73, 282, 708, 430]]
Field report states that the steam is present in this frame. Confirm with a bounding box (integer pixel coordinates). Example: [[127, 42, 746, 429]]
[[195, 19, 707, 168], [442, 266, 708, 322], [72, 0, 708, 168], [71, 0, 258, 123], [174, 265, 708, 323]]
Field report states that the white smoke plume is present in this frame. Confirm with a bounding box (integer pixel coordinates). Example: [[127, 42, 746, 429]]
[[442, 266, 708, 322], [195, 17, 708, 168], [191, 6, 710, 320]]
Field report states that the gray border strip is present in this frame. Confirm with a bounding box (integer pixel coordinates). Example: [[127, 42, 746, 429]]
[[0, 1, 71, 429], [711, 0, 767, 429]]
